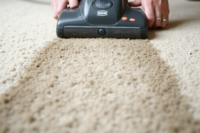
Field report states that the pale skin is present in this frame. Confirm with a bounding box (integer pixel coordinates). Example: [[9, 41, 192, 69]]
[[51, 0, 170, 29]]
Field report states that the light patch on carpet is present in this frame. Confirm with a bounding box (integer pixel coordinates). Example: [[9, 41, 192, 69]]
[[0, 38, 199, 133]]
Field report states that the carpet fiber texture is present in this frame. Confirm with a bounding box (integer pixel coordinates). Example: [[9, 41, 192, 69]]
[[0, 0, 200, 133]]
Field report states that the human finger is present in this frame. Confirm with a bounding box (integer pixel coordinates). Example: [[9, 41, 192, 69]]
[[56, 0, 68, 18], [166, 0, 170, 25], [142, 0, 155, 29], [69, 0, 79, 8], [52, 0, 58, 19], [129, 0, 141, 6], [152, 1, 162, 28], [161, 1, 169, 28]]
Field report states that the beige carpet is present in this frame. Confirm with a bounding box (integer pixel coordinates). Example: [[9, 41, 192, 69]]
[[0, 0, 200, 133]]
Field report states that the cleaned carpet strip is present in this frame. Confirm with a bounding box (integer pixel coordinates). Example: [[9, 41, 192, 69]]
[[0, 38, 199, 133]]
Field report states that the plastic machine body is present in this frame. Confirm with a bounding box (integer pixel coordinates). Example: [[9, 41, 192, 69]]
[[57, 0, 148, 39]]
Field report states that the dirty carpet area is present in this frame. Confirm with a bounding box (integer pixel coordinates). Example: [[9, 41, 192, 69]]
[[0, 39, 200, 133]]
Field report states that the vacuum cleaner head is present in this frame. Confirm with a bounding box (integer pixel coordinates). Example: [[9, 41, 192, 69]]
[[56, 0, 148, 39]]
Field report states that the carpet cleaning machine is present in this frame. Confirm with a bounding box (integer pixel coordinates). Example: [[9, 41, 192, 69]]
[[56, 0, 148, 39]]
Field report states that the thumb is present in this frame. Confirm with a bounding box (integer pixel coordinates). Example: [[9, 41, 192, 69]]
[[69, 0, 79, 8], [129, 0, 141, 7]]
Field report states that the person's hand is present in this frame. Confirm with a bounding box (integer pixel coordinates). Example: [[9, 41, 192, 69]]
[[51, 0, 79, 20], [129, 0, 170, 29]]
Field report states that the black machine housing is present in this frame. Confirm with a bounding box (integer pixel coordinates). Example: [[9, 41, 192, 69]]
[[57, 0, 148, 39]]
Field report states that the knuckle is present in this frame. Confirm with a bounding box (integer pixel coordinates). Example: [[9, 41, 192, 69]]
[[56, 9, 62, 15], [53, 15, 57, 19], [164, 7, 170, 14], [167, 9, 170, 15], [147, 0, 154, 6], [148, 16, 155, 22], [158, 3, 162, 10]]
